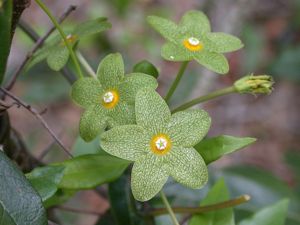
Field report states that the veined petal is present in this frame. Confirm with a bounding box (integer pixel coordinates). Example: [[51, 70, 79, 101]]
[[118, 73, 158, 104], [97, 53, 124, 89], [131, 154, 168, 201], [108, 101, 135, 126], [147, 15, 180, 43], [161, 42, 193, 62], [205, 32, 244, 53], [179, 10, 211, 35], [135, 89, 171, 134], [79, 105, 108, 142], [167, 109, 211, 147], [194, 51, 229, 74], [71, 78, 103, 108], [166, 146, 208, 189], [101, 125, 149, 161]]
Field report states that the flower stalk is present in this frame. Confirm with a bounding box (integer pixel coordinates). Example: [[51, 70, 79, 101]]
[[160, 191, 180, 225]]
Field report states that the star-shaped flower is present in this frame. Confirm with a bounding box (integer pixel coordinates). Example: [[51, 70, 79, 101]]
[[101, 89, 211, 201], [71, 53, 158, 142], [147, 10, 243, 74]]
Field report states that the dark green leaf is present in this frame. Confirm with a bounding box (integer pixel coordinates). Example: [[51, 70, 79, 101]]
[[195, 135, 256, 164], [56, 154, 130, 189], [43, 189, 76, 208], [133, 60, 159, 79], [72, 136, 102, 156], [0, 151, 47, 225], [0, 0, 12, 84], [239, 199, 289, 225], [189, 178, 234, 225], [26, 165, 65, 201], [74, 17, 111, 39]]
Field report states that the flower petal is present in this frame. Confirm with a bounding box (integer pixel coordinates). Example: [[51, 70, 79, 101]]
[[71, 78, 103, 108], [135, 89, 171, 134], [167, 109, 211, 147], [101, 125, 149, 161], [205, 32, 244, 53], [166, 146, 208, 189], [147, 15, 180, 43], [194, 51, 229, 74], [131, 154, 168, 201], [79, 105, 108, 142], [161, 42, 193, 62], [97, 53, 124, 89], [179, 10, 211, 35], [118, 73, 158, 104], [108, 101, 135, 126]]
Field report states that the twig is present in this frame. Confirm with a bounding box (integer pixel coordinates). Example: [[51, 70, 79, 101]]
[[38, 133, 62, 160], [179, 214, 192, 225], [0, 87, 73, 158], [5, 5, 77, 90], [56, 206, 104, 216]]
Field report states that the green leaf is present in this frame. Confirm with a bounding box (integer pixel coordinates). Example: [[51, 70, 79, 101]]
[[0, 151, 47, 225], [190, 178, 234, 225], [0, 0, 12, 84], [26, 165, 65, 202], [43, 189, 76, 208], [74, 17, 111, 39], [133, 60, 159, 79], [47, 46, 70, 71], [195, 135, 256, 164], [72, 136, 102, 156], [239, 199, 289, 225], [56, 154, 130, 189]]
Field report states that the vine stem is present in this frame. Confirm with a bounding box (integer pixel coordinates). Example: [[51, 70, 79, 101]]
[[160, 191, 180, 225], [34, 0, 84, 79], [76, 51, 97, 78], [171, 86, 237, 113], [164, 61, 189, 103]]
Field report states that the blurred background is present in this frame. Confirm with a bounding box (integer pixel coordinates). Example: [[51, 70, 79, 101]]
[[4, 0, 300, 224]]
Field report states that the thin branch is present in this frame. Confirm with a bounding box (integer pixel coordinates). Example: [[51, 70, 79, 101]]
[[56, 206, 105, 216], [0, 87, 73, 158], [5, 5, 77, 90]]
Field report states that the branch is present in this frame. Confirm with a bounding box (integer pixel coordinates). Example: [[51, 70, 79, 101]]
[[0, 87, 73, 158], [5, 5, 77, 90], [56, 206, 105, 216]]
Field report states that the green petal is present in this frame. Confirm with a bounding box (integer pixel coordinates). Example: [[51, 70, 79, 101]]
[[194, 51, 229, 74], [205, 32, 244, 53], [131, 154, 168, 201], [118, 73, 158, 104], [101, 125, 149, 161], [108, 101, 135, 126], [79, 105, 108, 142], [179, 10, 210, 35], [161, 42, 193, 62], [71, 78, 103, 108], [147, 15, 180, 43], [97, 53, 124, 89], [135, 89, 171, 134], [167, 109, 211, 147], [47, 46, 69, 71], [166, 146, 208, 189]]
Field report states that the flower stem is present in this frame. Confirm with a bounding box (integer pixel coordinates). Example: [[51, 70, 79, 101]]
[[76, 51, 97, 78], [165, 61, 189, 103], [171, 86, 237, 113], [34, 0, 84, 79], [160, 191, 180, 225], [150, 194, 250, 216]]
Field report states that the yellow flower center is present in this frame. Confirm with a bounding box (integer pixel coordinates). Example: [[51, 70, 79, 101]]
[[183, 37, 203, 51], [61, 34, 77, 45], [150, 134, 172, 155], [102, 90, 119, 109]]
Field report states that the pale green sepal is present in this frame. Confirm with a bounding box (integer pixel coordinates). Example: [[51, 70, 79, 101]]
[[167, 109, 211, 147], [194, 51, 229, 74], [71, 78, 103, 108], [206, 32, 244, 53], [166, 146, 208, 189], [131, 154, 169, 201], [101, 125, 149, 161]]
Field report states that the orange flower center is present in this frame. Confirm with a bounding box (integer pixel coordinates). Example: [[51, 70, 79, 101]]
[[150, 134, 172, 155], [183, 37, 203, 51], [102, 90, 119, 109]]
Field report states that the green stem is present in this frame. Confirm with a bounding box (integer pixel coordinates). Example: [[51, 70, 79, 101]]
[[165, 61, 189, 103], [150, 194, 250, 216], [172, 86, 237, 113], [76, 51, 97, 78], [160, 191, 180, 225], [34, 0, 84, 79]]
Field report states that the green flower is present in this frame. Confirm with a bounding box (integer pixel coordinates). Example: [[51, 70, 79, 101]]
[[101, 89, 211, 201], [71, 53, 158, 142], [147, 10, 243, 74]]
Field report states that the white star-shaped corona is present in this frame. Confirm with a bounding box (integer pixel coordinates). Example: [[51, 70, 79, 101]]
[[188, 37, 200, 46], [103, 92, 114, 103], [155, 138, 168, 150]]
